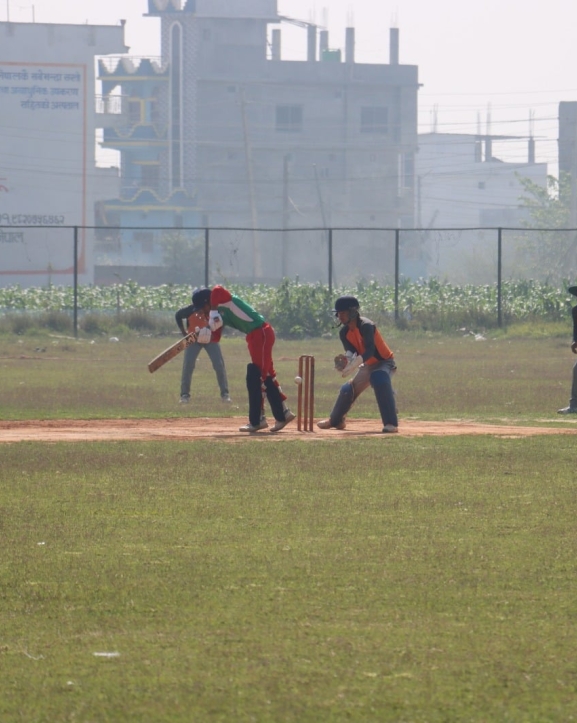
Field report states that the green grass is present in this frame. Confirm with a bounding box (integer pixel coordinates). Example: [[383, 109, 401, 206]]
[[1, 438, 577, 721], [1, 330, 577, 720], [0, 331, 574, 422]]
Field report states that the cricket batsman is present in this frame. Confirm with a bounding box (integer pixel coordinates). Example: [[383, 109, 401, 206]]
[[207, 285, 295, 433]]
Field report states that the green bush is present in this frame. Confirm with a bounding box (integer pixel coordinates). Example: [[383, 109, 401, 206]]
[[1, 278, 575, 337]]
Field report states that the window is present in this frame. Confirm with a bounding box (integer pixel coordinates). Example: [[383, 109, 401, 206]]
[[141, 165, 159, 190], [134, 231, 154, 254], [361, 106, 388, 134], [128, 100, 141, 124], [276, 105, 303, 133], [402, 152, 415, 189]]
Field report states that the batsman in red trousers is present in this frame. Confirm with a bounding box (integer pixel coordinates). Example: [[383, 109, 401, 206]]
[[206, 285, 295, 433]]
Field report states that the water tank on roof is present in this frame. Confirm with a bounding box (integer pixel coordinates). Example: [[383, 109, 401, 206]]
[[322, 49, 342, 63]]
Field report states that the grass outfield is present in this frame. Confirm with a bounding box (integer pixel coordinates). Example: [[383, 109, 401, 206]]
[[0, 331, 575, 422], [1, 438, 577, 721], [1, 331, 577, 720]]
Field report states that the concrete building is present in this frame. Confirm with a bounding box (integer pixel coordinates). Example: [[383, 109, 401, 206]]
[[97, 0, 419, 284], [413, 132, 547, 281], [0, 20, 127, 287]]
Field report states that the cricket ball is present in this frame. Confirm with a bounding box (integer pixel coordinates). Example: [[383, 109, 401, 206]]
[[294, 375, 303, 385]]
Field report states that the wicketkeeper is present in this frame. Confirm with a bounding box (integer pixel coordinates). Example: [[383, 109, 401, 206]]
[[318, 295, 398, 433]]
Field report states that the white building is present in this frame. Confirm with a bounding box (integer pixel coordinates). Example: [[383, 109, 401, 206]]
[[413, 132, 547, 281], [0, 21, 126, 287]]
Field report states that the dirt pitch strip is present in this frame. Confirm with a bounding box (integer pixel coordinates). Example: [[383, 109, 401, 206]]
[[1, 418, 576, 443]]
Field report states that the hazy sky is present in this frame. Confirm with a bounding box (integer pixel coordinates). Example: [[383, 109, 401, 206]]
[[7, 0, 577, 173]]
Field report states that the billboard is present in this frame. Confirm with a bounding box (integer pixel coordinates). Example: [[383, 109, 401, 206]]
[[0, 61, 87, 284]]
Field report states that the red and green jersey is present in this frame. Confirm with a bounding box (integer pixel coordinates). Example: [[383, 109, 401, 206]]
[[210, 285, 265, 335]]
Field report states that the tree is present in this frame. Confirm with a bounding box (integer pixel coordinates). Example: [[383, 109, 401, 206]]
[[517, 172, 577, 282], [161, 230, 204, 285]]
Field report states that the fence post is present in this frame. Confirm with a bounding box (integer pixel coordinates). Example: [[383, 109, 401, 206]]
[[394, 228, 400, 323], [497, 227, 502, 328], [204, 227, 210, 287], [73, 226, 78, 339], [328, 228, 333, 294]]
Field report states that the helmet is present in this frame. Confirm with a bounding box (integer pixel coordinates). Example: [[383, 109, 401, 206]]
[[192, 287, 211, 309], [568, 285, 577, 297], [333, 295, 360, 314]]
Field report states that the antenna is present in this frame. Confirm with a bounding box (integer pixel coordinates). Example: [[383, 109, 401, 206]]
[[529, 109, 535, 137], [431, 105, 438, 133], [486, 102, 492, 136]]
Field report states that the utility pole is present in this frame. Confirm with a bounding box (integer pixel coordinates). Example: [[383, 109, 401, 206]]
[[282, 155, 289, 278], [240, 87, 261, 278], [569, 119, 577, 228]]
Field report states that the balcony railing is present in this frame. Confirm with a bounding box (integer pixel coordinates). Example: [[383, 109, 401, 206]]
[[98, 56, 165, 73], [95, 94, 128, 115]]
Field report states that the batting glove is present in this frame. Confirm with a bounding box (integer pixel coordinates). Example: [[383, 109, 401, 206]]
[[196, 327, 212, 344], [208, 310, 223, 332]]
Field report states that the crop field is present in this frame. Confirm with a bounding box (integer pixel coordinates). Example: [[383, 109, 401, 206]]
[[1, 330, 577, 721]]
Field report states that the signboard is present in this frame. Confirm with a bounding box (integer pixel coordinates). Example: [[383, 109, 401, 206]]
[[0, 62, 87, 280]]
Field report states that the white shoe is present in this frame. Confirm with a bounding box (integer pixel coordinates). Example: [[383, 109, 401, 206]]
[[270, 410, 296, 433], [239, 418, 268, 433], [179, 394, 190, 404], [557, 406, 577, 414], [316, 418, 346, 430], [382, 424, 398, 433], [221, 395, 232, 403]]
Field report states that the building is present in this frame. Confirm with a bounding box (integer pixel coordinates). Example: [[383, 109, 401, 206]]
[[413, 132, 547, 281], [0, 20, 127, 287], [97, 0, 419, 284]]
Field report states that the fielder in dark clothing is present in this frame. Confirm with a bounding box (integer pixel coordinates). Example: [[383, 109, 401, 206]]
[[557, 284, 577, 414], [317, 295, 398, 433]]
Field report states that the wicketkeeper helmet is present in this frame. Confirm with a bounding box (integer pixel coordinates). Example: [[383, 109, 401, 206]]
[[333, 295, 360, 314], [192, 287, 211, 309]]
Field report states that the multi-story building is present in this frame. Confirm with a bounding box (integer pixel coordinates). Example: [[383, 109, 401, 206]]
[[0, 20, 126, 287], [97, 0, 419, 284]]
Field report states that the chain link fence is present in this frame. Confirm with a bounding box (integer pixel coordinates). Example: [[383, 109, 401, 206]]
[[1, 225, 576, 333]]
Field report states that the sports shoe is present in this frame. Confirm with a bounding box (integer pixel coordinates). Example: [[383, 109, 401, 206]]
[[221, 395, 232, 403], [270, 409, 296, 433], [382, 424, 399, 433], [179, 394, 190, 404], [316, 418, 346, 430], [557, 406, 577, 414], [238, 418, 268, 433]]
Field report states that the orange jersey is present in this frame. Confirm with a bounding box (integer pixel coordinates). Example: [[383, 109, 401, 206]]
[[340, 316, 394, 365], [185, 309, 223, 342]]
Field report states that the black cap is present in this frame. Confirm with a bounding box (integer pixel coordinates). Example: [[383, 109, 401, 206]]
[[192, 287, 211, 309], [333, 295, 360, 313], [568, 286, 577, 297]]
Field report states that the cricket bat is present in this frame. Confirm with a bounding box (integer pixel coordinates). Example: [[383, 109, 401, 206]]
[[148, 331, 198, 373]]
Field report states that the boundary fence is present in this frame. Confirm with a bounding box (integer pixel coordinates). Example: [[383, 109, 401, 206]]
[[1, 225, 576, 336]]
